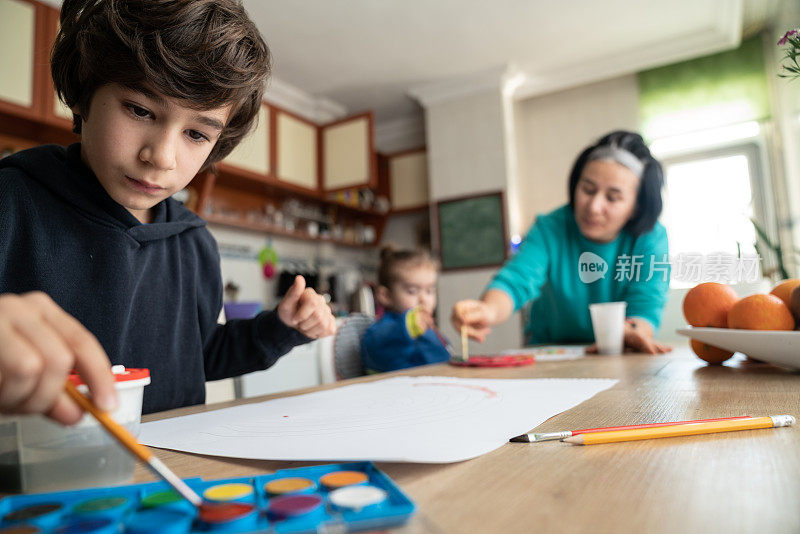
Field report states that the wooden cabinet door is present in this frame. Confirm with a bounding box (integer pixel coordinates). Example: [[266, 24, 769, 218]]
[[220, 103, 270, 177], [389, 149, 429, 211], [41, 5, 73, 128], [320, 111, 375, 191], [275, 108, 318, 192], [0, 0, 43, 119]]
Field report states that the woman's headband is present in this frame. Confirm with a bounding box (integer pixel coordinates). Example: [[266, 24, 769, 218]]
[[586, 144, 645, 178]]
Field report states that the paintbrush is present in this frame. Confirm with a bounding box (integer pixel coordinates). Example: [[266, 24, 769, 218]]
[[64, 379, 203, 507]]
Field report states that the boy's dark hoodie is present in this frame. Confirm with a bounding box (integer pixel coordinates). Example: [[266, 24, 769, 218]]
[[0, 144, 309, 413]]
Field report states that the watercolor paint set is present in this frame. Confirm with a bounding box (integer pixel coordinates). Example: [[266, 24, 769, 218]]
[[0, 461, 415, 533]]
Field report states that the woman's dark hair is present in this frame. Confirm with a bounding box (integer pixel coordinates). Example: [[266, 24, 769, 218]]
[[377, 246, 436, 289], [51, 0, 271, 170], [567, 130, 664, 237]]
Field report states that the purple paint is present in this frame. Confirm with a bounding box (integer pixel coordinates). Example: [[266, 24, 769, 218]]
[[268, 494, 323, 519]]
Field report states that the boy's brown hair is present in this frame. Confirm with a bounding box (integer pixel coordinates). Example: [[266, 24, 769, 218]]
[[51, 0, 271, 169], [377, 246, 437, 289]]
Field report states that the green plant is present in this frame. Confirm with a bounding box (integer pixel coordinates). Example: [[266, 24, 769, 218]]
[[778, 29, 800, 80], [751, 218, 792, 280]]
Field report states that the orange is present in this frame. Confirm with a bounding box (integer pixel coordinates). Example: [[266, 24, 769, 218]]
[[682, 282, 740, 327], [690, 339, 734, 365], [727, 294, 795, 330], [770, 279, 800, 308]]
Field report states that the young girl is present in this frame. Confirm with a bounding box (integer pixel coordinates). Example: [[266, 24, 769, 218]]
[[361, 247, 451, 372]]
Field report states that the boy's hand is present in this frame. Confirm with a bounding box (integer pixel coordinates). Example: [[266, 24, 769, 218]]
[[451, 299, 494, 342], [277, 276, 337, 339], [0, 292, 117, 425]]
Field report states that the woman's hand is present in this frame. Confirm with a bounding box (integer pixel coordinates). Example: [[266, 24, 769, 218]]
[[586, 318, 671, 354], [451, 300, 495, 342], [277, 276, 337, 339]]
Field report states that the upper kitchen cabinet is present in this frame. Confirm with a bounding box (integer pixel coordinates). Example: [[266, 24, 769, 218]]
[[320, 112, 376, 191], [218, 102, 271, 178], [0, 0, 45, 120], [275, 106, 319, 194], [386, 148, 429, 212], [42, 5, 73, 128], [0, 0, 76, 145]]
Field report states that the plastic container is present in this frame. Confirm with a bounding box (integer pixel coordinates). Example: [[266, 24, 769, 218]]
[[0, 367, 150, 493]]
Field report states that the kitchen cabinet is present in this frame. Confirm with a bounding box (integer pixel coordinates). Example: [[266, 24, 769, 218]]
[[386, 148, 429, 212], [0, 0, 43, 119], [219, 103, 271, 177], [321, 112, 375, 191], [275, 107, 318, 193]]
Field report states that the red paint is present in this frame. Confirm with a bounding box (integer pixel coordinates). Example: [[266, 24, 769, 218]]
[[199, 502, 254, 523], [448, 355, 535, 367]]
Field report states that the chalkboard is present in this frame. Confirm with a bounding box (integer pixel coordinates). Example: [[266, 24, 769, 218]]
[[435, 191, 507, 271]]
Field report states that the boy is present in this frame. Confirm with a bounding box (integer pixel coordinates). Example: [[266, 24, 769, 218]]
[[0, 0, 335, 425]]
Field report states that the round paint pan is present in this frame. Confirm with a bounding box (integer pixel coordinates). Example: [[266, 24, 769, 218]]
[[267, 494, 324, 521], [54, 518, 118, 534], [319, 471, 368, 491], [2, 503, 63, 529], [263, 477, 316, 497], [124, 507, 194, 534], [140, 489, 196, 514], [71, 496, 131, 521], [328, 485, 389, 513], [198, 502, 257, 532], [202, 483, 255, 504]]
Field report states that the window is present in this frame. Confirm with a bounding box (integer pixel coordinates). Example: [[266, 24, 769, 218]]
[[654, 124, 775, 288]]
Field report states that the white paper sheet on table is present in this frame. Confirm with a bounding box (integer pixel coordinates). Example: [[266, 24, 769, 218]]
[[140, 376, 616, 463]]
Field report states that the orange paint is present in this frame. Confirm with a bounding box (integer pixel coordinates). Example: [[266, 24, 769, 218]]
[[319, 471, 368, 489]]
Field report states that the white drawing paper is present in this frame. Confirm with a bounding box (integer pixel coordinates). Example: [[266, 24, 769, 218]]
[[140, 376, 616, 463]]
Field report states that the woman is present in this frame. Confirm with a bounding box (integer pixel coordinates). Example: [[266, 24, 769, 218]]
[[452, 131, 671, 354]]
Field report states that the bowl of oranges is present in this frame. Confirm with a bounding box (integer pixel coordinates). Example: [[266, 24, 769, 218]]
[[677, 279, 800, 369]]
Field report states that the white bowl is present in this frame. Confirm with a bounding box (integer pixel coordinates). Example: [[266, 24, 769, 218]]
[[677, 327, 800, 370]]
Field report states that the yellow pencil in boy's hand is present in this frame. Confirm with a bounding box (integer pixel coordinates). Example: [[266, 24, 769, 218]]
[[461, 326, 469, 362], [563, 415, 795, 445]]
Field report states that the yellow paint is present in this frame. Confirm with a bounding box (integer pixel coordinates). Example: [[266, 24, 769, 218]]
[[203, 482, 254, 501]]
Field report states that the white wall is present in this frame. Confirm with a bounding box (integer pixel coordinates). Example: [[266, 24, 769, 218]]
[[514, 74, 640, 230], [427, 90, 509, 200], [422, 86, 523, 354], [380, 211, 429, 251]]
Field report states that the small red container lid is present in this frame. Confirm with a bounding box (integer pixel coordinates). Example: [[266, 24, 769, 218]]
[[67, 367, 150, 386]]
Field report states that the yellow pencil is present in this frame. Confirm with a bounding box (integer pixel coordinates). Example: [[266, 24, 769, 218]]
[[563, 415, 795, 445], [460, 326, 469, 362]]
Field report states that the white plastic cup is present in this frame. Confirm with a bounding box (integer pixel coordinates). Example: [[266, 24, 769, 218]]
[[589, 302, 627, 354]]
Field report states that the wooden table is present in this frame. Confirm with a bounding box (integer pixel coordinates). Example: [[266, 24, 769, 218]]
[[137, 349, 800, 533]]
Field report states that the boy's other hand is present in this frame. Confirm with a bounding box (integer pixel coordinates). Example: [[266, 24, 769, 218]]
[[0, 292, 117, 425], [451, 299, 494, 342], [277, 276, 337, 339]]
